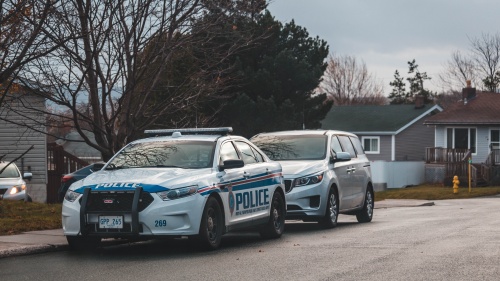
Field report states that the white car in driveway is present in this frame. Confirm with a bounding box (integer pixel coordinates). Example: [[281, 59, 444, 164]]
[[62, 128, 285, 250], [251, 130, 374, 228], [0, 162, 32, 201]]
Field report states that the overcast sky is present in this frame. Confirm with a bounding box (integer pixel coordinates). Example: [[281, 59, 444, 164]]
[[268, 0, 500, 93]]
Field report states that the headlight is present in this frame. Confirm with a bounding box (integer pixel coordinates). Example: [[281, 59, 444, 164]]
[[157, 185, 198, 201], [293, 172, 324, 187], [9, 184, 25, 195], [64, 190, 81, 202]]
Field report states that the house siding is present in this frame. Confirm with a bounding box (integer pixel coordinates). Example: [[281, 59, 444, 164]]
[[357, 134, 392, 161], [395, 119, 435, 161], [433, 125, 493, 163], [0, 93, 47, 202]]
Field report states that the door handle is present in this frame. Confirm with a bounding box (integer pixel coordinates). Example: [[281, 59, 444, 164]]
[[243, 171, 251, 178]]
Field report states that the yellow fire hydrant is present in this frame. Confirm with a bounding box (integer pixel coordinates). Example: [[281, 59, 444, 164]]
[[453, 175, 460, 194]]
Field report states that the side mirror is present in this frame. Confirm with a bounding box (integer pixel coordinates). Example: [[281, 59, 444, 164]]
[[218, 159, 244, 171], [23, 172, 33, 181], [330, 151, 351, 163]]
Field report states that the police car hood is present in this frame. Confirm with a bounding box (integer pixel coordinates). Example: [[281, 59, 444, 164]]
[[278, 160, 326, 177], [70, 167, 211, 193]]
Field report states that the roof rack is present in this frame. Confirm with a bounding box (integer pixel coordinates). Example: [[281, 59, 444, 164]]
[[144, 127, 233, 137]]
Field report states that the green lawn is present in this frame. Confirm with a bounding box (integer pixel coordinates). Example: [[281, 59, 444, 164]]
[[1, 184, 500, 235], [375, 184, 500, 201]]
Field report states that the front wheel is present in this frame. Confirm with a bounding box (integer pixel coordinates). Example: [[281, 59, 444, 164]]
[[260, 191, 285, 239], [319, 188, 339, 229], [356, 187, 374, 223], [196, 196, 223, 250]]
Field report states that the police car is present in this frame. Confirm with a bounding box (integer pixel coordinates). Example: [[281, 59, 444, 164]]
[[62, 128, 285, 250]]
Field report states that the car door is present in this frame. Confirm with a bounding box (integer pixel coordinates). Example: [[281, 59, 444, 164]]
[[330, 135, 354, 210], [338, 135, 364, 209], [234, 140, 273, 222], [349, 136, 370, 207]]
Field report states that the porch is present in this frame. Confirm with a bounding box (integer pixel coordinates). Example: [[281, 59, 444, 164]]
[[425, 147, 500, 187]]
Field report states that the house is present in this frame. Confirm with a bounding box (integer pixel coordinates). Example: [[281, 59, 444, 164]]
[[0, 88, 48, 203], [321, 99, 443, 161], [321, 99, 443, 190], [423, 84, 500, 186]]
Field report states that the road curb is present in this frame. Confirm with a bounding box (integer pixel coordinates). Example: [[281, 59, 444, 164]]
[[0, 244, 68, 259]]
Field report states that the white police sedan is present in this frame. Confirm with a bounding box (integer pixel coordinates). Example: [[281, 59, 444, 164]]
[[62, 128, 285, 250]]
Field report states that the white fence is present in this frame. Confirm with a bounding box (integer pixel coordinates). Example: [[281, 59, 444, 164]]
[[370, 161, 425, 191]]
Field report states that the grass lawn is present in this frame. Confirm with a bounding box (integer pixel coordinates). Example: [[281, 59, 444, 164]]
[[0, 200, 62, 235], [375, 184, 500, 201], [1, 184, 500, 235]]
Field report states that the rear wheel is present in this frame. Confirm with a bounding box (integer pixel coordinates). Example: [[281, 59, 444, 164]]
[[319, 188, 339, 229], [66, 236, 101, 251], [260, 191, 285, 239], [196, 197, 223, 250], [356, 187, 374, 223]]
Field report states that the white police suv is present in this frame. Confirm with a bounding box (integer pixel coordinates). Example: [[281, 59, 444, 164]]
[[251, 130, 373, 228], [62, 128, 285, 250]]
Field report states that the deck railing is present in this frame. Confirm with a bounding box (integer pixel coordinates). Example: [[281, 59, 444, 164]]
[[425, 147, 471, 164]]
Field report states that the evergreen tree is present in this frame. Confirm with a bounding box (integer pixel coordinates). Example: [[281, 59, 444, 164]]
[[388, 70, 407, 104], [217, 12, 332, 137]]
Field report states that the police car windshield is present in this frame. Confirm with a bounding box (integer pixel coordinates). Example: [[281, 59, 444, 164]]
[[252, 135, 327, 161], [107, 140, 215, 169]]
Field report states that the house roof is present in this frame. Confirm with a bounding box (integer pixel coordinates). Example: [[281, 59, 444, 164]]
[[321, 104, 442, 134], [424, 92, 500, 125]]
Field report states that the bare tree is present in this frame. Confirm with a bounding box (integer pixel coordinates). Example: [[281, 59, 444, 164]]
[[14, 0, 263, 160], [439, 50, 478, 91], [0, 0, 59, 103], [320, 54, 386, 105], [439, 33, 500, 92]]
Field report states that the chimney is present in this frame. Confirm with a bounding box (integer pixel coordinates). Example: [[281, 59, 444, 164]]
[[462, 80, 476, 104], [414, 95, 424, 109]]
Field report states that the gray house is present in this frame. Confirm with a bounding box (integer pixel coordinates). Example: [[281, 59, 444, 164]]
[[423, 88, 500, 186], [0, 89, 47, 202], [321, 102, 443, 161]]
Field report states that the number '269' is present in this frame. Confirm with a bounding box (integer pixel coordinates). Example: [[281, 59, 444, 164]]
[[155, 220, 167, 227]]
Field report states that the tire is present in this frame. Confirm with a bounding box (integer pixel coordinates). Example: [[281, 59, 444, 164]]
[[196, 196, 223, 250], [319, 188, 339, 229], [356, 187, 374, 223], [66, 236, 101, 251], [260, 191, 285, 239]]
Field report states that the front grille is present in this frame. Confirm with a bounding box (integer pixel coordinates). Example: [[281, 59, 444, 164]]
[[82, 191, 154, 212], [284, 180, 293, 193], [0, 189, 6, 196]]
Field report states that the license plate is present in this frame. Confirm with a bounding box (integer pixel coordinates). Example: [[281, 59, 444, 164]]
[[99, 216, 123, 229]]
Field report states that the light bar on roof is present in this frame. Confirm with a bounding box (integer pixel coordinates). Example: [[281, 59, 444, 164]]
[[144, 127, 233, 136]]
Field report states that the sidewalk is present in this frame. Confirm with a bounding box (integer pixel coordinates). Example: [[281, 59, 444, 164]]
[[0, 199, 435, 259]]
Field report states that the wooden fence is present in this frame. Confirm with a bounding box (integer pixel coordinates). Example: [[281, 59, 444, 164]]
[[46, 143, 89, 203]]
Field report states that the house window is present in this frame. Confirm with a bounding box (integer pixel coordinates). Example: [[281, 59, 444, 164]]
[[491, 129, 500, 150], [362, 136, 379, 154], [446, 128, 476, 153]]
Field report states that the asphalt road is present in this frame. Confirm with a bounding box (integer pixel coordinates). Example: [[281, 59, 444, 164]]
[[1, 197, 499, 281]]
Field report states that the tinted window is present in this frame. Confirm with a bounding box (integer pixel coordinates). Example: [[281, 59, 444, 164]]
[[235, 141, 258, 164], [338, 135, 357, 158], [108, 140, 215, 169], [331, 136, 343, 153], [219, 142, 240, 163], [251, 146, 265, 162], [349, 136, 365, 155], [252, 135, 327, 160]]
